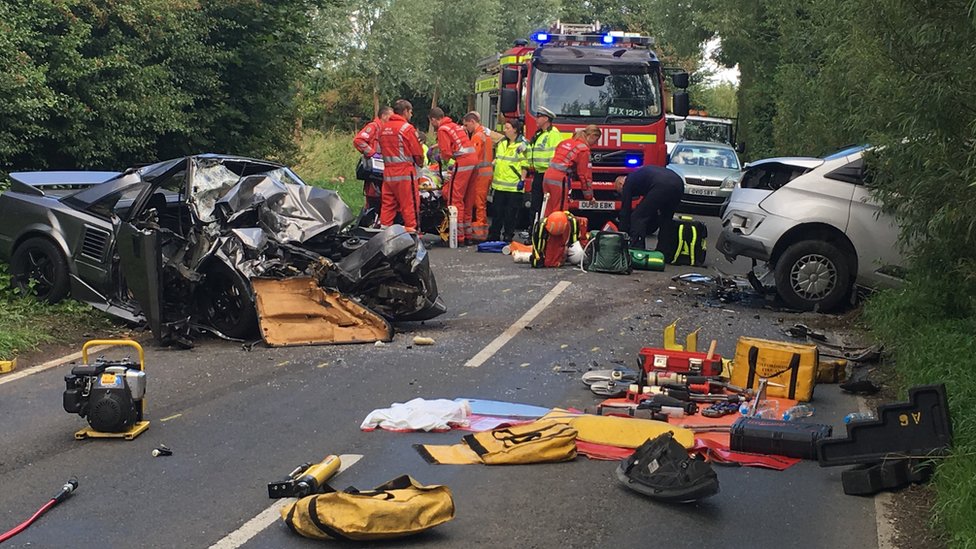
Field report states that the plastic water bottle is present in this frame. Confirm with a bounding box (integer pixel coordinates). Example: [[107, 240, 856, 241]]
[[844, 412, 876, 424], [739, 400, 779, 419], [782, 404, 815, 421]]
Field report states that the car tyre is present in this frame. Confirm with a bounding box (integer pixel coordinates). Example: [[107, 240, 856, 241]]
[[196, 264, 258, 339], [774, 240, 851, 312], [10, 237, 70, 303]]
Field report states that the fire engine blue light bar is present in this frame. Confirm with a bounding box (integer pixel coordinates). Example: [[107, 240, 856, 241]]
[[534, 32, 550, 43], [626, 156, 641, 166], [602, 34, 614, 44]]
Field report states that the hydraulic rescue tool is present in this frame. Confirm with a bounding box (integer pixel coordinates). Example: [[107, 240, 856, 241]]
[[63, 340, 149, 440], [268, 455, 342, 499]]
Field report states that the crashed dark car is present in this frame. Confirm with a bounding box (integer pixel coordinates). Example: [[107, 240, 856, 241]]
[[0, 154, 445, 345]]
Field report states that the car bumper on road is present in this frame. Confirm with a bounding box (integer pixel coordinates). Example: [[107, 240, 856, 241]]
[[716, 226, 770, 262]]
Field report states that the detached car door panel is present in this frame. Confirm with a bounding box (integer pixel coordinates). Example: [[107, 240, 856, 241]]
[[117, 222, 164, 339]]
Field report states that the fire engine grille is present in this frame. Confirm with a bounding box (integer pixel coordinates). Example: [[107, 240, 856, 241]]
[[590, 150, 634, 168]]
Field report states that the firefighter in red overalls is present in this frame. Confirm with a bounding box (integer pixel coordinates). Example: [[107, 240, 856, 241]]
[[541, 125, 600, 218], [429, 107, 478, 246], [352, 106, 393, 157], [378, 100, 424, 232], [462, 111, 494, 243]]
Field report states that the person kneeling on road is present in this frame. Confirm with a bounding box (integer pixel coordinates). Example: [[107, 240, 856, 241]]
[[615, 165, 684, 250]]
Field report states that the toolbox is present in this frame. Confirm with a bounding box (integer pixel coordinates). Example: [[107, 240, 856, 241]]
[[639, 347, 723, 377], [730, 417, 833, 460]]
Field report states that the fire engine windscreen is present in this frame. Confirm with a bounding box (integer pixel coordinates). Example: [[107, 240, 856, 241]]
[[531, 65, 662, 121]]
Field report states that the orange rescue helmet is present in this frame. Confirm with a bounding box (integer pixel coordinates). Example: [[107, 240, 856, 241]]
[[545, 211, 570, 236]]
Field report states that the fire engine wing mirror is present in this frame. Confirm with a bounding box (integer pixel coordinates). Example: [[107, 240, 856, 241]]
[[736, 141, 747, 154], [671, 71, 690, 89], [671, 91, 690, 118], [500, 88, 519, 114], [501, 67, 520, 86]]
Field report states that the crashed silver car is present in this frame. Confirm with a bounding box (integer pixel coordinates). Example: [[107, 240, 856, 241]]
[[0, 155, 445, 346]]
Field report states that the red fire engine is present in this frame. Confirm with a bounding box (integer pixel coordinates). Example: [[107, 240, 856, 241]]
[[473, 22, 689, 215]]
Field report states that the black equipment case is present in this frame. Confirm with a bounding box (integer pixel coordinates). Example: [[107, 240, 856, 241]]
[[730, 417, 833, 460]]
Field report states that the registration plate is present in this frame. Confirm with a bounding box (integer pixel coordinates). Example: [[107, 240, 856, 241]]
[[686, 187, 719, 197], [578, 200, 615, 210]]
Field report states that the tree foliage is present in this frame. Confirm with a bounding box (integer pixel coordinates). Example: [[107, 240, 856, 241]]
[[0, 0, 327, 173]]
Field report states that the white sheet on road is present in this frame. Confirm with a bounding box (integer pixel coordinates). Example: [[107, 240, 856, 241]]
[[361, 398, 471, 432]]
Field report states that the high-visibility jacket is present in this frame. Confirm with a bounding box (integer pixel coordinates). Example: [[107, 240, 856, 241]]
[[353, 118, 383, 157], [546, 137, 593, 191], [528, 125, 562, 172], [436, 118, 477, 167], [492, 138, 528, 193], [378, 114, 424, 180], [470, 124, 494, 175]]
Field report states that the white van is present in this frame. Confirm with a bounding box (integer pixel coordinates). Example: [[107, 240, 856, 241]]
[[716, 145, 904, 311]]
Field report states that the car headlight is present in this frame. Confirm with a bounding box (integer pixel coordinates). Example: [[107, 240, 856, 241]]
[[720, 175, 740, 190]]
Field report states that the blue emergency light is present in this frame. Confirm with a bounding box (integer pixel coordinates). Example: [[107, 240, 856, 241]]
[[626, 156, 641, 166], [534, 32, 550, 43], [602, 34, 615, 44]]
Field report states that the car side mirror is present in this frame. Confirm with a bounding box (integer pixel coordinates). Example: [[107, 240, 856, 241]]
[[500, 88, 519, 114], [671, 91, 689, 117], [501, 67, 519, 86], [671, 72, 690, 89]]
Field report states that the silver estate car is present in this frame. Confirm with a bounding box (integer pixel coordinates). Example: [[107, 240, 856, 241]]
[[716, 145, 904, 311]]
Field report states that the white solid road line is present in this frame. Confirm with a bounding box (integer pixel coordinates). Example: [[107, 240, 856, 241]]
[[464, 280, 571, 368], [208, 454, 363, 549], [0, 345, 112, 387]]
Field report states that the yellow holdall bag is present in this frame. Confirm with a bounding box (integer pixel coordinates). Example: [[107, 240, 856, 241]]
[[280, 475, 455, 541], [415, 420, 578, 465], [731, 337, 818, 402], [467, 420, 578, 464]]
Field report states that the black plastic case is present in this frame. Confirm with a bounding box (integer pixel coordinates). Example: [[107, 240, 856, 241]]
[[730, 417, 833, 459], [817, 384, 952, 466]]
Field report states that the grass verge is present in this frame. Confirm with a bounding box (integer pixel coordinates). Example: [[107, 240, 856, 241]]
[[0, 264, 115, 360], [294, 129, 365, 213], [864, 283, 976, 548]]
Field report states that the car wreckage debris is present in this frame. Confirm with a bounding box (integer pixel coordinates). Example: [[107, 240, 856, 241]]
[[0, 155, 446, 347]]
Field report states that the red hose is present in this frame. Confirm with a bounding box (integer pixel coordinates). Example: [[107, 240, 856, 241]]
[[0, 498, 57, 543]]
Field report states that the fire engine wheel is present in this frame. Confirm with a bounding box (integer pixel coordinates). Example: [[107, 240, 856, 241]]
[[774, 240, 851, 312]]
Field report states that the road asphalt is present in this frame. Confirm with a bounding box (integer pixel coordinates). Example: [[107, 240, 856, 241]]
[[0, 214, 878, 548]]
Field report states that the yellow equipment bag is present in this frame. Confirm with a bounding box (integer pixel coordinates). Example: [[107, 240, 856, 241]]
[[415, 420, 578, 465], [280, 475, 454, 541], [731, 337, 818, 402], [567, 414, 695, 449]]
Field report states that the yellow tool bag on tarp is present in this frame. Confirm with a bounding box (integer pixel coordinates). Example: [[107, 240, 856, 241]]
[[280, 475, 454, 541], [415, 420, 578, 465], [731, 337, 818, 402]]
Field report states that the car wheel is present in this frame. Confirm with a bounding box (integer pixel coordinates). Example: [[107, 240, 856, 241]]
[[774, 240, 852, 312], [196, 265, 258, 339], [10, 237, 70, 303]]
